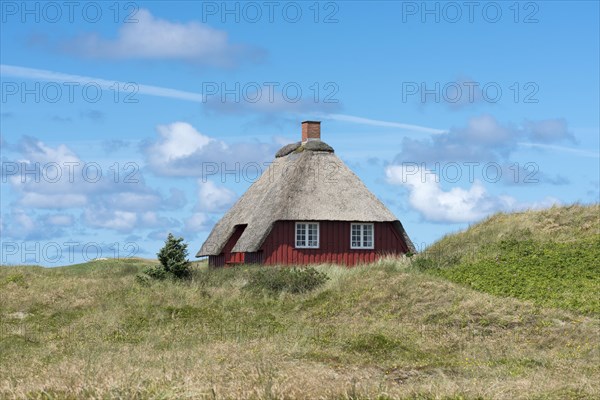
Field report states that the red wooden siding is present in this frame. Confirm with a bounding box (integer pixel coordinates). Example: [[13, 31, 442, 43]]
[[261, 221, 409, 266], [244, 251, 263, 264], [208, 254, 224, 268], [209, 224, 247, 267]]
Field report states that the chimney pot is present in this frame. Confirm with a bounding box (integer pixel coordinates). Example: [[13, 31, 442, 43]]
[[301, 121, 321, 142]]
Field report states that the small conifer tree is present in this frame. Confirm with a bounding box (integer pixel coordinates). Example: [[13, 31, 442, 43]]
[[156, 233, 191, 279]]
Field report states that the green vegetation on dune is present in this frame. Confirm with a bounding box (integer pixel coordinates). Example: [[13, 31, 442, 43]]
[[0, 204, 598, 399], [430, 237, 600, 314], [414, 204, 600, 315]]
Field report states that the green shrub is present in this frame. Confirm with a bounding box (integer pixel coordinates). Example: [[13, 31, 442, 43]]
[[157, 233, 191, 279], [136, 234, 192, 283], [142, 265, 168, 280], [246, 267, 329, 294], [134, 273, 152, 286], [410, 255, 440, 270]]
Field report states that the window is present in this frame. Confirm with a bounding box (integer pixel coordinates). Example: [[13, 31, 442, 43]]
[[351, 223, 374, 249], [295, 222, 319, 248]]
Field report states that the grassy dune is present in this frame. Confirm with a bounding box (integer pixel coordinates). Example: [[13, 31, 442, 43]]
[[1, 204, 599, 399], [414, 204, 600, 314]]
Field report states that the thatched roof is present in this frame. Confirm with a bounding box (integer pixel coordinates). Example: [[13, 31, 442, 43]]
[[274, 140, 334, 157], [197, 141, 415, 256]]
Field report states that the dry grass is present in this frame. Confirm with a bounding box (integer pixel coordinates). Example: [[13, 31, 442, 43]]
[[428, 203, 599, 253], [1, 255, 598, 399]]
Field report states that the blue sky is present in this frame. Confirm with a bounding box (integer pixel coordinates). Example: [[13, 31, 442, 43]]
[[1, 1, 598, 266]]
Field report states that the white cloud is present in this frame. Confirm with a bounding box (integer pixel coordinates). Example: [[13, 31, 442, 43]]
[[4, 209, 36, 239], [81, 207, 177, 233], [84, 209, 138, 232], [393, 114, 578, 166], [7, 137, 93, 207], [8, 137, 165, 204], [140, 211, 162, 226], [1, 209, 72, 240], [20, 193, 87, 209], [523, 118, 574, 143], [150, 122, 215, 161], [197, 180, 236, 212], [461, 114, 514, 146], [60, 9, 264, 66], [386, 165, 516, 223], [45, 214, 74, 226], [100, 192, 162, 212], [4, 136, 179, 235], [143, 122, 275, 177], [18, 139, 80, 165], [184, 212, 212, 232]]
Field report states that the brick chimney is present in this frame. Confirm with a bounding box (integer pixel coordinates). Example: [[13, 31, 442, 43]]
[[301, 121, 321, 143]]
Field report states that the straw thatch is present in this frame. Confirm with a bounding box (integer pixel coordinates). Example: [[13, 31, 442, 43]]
[[275, 142, 301, 157], [197, 141, 415, 256]]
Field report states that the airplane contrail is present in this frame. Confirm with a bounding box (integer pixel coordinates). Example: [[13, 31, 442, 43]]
[[1, 64, 446, 135]]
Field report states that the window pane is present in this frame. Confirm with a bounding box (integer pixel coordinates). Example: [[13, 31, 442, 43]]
[[296, 223, 306, 247], [351, 224, 360, 248], [365, 225, 372, 247], [308, 223, 318, 247], [363, 224, 373, 247]]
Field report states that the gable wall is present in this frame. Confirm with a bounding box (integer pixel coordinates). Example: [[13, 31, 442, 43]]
[[209, 224, 246, 267]]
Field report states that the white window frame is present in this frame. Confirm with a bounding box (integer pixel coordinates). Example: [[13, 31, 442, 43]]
[[295, 222, 320, 249], [350, 223, 374, 249]]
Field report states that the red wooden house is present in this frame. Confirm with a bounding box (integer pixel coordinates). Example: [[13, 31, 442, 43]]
[[196, 121, 415, 267]]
